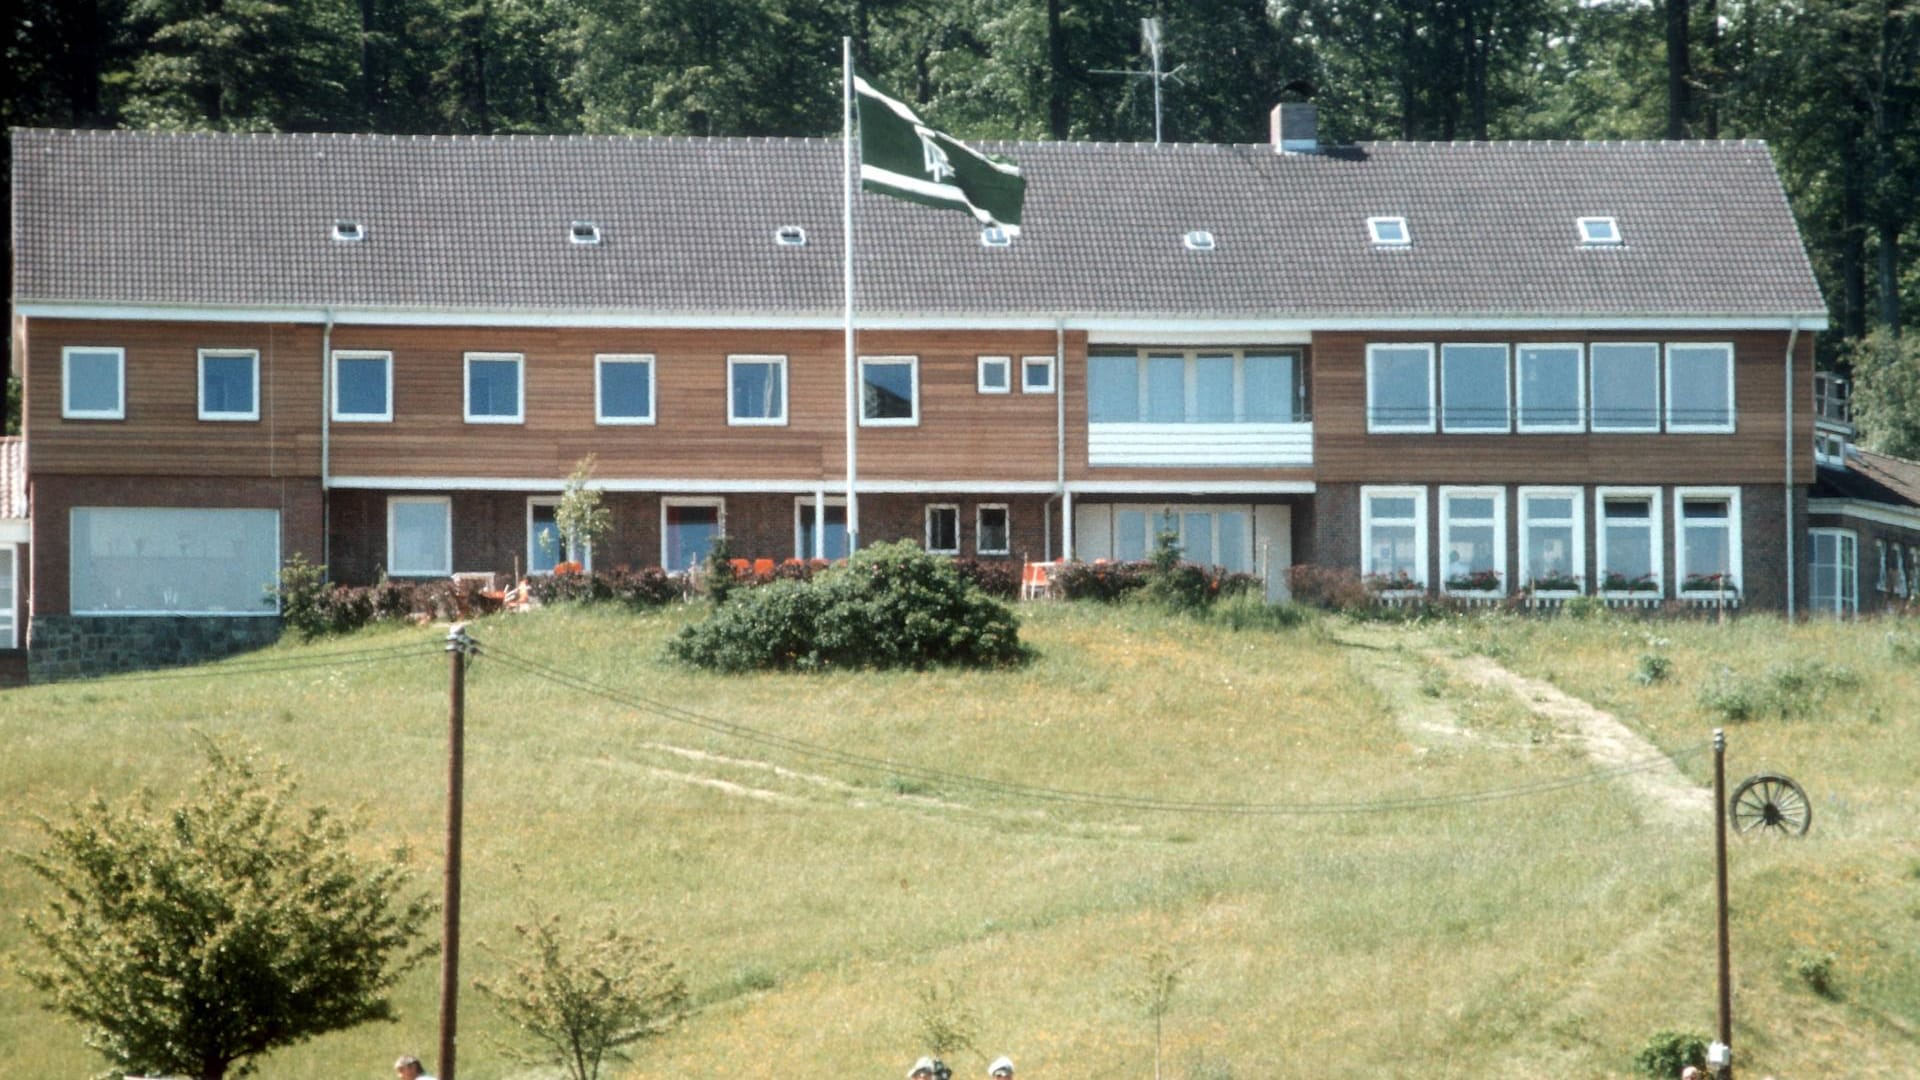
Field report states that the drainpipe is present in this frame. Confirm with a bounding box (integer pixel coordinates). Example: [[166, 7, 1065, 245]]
[[1056, 319, 1072, 560], [1784, 319, 1800, 618], [321, 308, 334, 572]]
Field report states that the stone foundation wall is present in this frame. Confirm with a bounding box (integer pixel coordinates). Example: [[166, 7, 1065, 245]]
[[29, 615, 282, 683]]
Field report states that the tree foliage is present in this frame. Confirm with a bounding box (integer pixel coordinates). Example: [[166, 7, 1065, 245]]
[[553, 453, 614, 564], [12, 740, 437, 1080], [1849, 327, 1920, 459], [474, 912, 688, 1080]]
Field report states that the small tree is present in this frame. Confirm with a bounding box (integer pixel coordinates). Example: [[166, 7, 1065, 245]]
[[475, 913, 689, 1080], [1849, 329, 1920, 460], [1123, 947, 1191, 1080], [552, 454, 615, 565], [13, 740, 435, 1080], [913, 978, 979, 1063]]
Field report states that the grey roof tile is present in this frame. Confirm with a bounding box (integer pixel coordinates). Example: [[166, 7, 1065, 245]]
[[11, 129, 1827, 320]]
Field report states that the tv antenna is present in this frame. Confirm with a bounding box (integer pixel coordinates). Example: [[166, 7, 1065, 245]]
[[1091, 17, 1186, 144]]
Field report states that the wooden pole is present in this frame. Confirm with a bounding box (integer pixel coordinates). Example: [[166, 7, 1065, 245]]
[[1714, 728, 1733, 1078], [439, 624, 470, 1080]]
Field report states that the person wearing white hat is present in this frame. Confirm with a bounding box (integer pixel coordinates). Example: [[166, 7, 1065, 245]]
[[988, 1056, 1015, 1077], [908, 1057, 941, 1079]]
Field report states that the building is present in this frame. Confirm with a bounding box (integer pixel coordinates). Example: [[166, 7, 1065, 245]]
[[10, 110, 1845, 678], [1806, 374, 1920, 615]]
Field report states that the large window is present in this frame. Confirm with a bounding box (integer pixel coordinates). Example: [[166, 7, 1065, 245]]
[[1366, 345, 1434, 432], [1666, 343, 1735, 432], [663, 500, 723, 571], [1089, 348, 1305, 423], [1675, 488, 1740, 595], [1809, 529, 1857, 615], [333, 350, 392, 422], [1440, 487, 1506, 593], [1440, 345, 1509, 433], [63, 346, 125, 420], [388, 497, 452, 577], [528, 498, 590, 574], [198, 349, 259, 421], [1597, 488, 1662, 595], [1590, 343, 1660, 432], [1516, 344, 1584, 432], [925, 504, 960, 554], [795, 499, 848, 561], [728, 355, 787, 426], [464, 352, 524, 424], [596, 354, 655, 424], [71, 507, 280, 615], [0, 548, 17, 649], [1518, 488, 1584, 593], [860, 356, 918, 426], [1361, 486, 1427, 589], [1101, 505, 1252, 572], [977, 505, 1011, 555]]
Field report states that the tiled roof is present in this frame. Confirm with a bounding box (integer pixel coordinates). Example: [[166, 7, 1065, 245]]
[[1816, 446, 1920, 510], [12, 128, 1827, 320], [0, 437, 25, 521]]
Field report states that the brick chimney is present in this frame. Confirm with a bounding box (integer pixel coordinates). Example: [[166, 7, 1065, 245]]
[[1271, 103, 1318, 154]]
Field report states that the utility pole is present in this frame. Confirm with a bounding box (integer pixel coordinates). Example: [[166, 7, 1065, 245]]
[[439, 623, 474, 1080], [1713, 728, 1733, 1079]]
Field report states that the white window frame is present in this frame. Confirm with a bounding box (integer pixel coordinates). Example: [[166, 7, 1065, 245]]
[[1894, 544, 1910, 598], [1578, 216, 1622, 245], [1438, 486, 1507, 595], [62, 345, 126, 420], [1664, 342, 1736, 433], [925, 503, 961, 555], [1360, 485, 1428, 591], [1674, 487, 1742, 596], [463, 351, 525, 424], [1365, 343, 1437, 433], [976, 504, 1011, 555], [197, 349, 260, 421], [661, 497, 726, 571], [331, 349, 393, 422], [1439, 343, 1511, 434], [858, 355, 920, 427], [0, 547, 16, 649], [1022, 355, 1056, 394], [727, 354, 788, 427], [1875, 539, 1888, 593], [69, 508, 282, 616], [1517, 486, 1586, 594], [528, 497, 591, 574], [1515, 343, 1586, 433], [1589, 342, 1662, 433], [1809, 528, 1858, 615], [1368, 216, 1411, 246], [387, 496, 453, 577], [793, 496, 848, 561], [1595, 486, 1664, 597], [594, 353, 656, 425], [977, 355, 1011, 394]]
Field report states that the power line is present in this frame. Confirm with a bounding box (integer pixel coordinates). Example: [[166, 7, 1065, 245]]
[[37, 641, 442, 686], [477, 642, 1709, 818]]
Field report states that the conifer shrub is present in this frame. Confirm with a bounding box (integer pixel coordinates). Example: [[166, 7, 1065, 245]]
[[668, 541, 1026, 672]]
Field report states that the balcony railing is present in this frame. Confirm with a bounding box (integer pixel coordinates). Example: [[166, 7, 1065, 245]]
[[1088, 421, 1313, 468]]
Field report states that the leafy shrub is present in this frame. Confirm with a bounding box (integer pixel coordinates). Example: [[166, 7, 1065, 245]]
[[1634, 1031, 1708, 1078], [1285, 565, 1372, 610], [951, 558, 1020, 599], [1559, 595, 1610, 620], [1698, 667, 1763, 722], [1791, 948, 1838, 997], [1052, 560, 1151, 602], [1634, 652, 1672, 685], [1208, 591, 1313, 631], [669, 541, 1026, 672], [1699, 659, 1862, 722], [276, 554, 331, 638], [528, 567, 683, 608]]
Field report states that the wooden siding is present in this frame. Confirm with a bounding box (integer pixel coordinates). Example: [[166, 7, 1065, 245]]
[[1311, 330, 1816, 485]]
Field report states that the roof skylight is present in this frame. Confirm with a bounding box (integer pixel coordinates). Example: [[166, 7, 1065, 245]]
[[1368, 216, 1410, 246], [980, 226, 1012, 248], [1578, 216, 1622, 245], [569, 220, 602, 245], [775, 225, 808, 247], [1184, 230, 1217, 251], [331, 219, 365, 243]]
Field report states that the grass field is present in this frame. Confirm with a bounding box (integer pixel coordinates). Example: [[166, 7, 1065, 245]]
[[1, 603, 1915, 1078]]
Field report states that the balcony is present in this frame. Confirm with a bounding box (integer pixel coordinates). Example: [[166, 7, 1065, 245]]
[[1088, 421, 1313, 468]]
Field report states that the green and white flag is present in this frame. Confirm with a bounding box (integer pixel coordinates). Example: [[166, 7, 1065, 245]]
[[855, 74, 1026, 236]]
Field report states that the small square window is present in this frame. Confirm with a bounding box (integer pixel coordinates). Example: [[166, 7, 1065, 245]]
[[980, 226, 1012, 248], [62, 346, 126, 420], [775, 225, 808, 247], [1183, 230, 1216, 250], [333, 350, 392, 422], [860, 356, 919, 426], [978, 356, 1011, 394], [1578, 217, 1622, 245], [729, 356, 788, 426], [198, 349, 260, 421], [570, 220, 602, 245], [925, 504, 960, 554], [977, 505, 1010, 555], [596, 355, 655, 425], [331, 219, 366, 242], [1022, 355, 1055, 394], [1368, 216, 1411, 246], [465, 353, 524, 424]]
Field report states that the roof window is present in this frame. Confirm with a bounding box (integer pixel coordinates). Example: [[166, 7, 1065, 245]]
[[1578, 216, 1622, 245], [331, 219, 366, 243], [980, 226, 1012, 248], [1183, 230, 1217, 251], [1368, 216, 1411, 247], [775, 225, 808, 247], [569, 220, 602, 246]]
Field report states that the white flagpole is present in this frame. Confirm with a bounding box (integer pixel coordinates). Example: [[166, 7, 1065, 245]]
[[842, 36, 861, 553]]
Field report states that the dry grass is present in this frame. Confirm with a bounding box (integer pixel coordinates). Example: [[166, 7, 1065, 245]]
[[0, 603, 1913, 1078]]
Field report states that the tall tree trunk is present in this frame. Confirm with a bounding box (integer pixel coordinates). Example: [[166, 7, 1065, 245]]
[[1841, 108, 1869, 339], [1047, 0, 1069, 139], [1466, 0, 1489, 139], [1872, 0, 1909, 332], [1399, 12, 1418, 139], [1666, 0, 1691, 138], [361, 0, 377, 126], [65, 0, 107, 123], [201, 0, 226, 123]]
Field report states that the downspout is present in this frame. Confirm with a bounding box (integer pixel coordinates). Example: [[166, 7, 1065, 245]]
[[1784, 319, 1800, 618], [321, 308, 334, 573], [1056, 319, 1071, 561]]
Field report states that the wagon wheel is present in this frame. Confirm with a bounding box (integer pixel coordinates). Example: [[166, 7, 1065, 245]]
[[1728, 772, 1811, 837]]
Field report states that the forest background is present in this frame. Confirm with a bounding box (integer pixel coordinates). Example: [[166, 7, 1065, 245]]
[[2, 0, 1915, 440]]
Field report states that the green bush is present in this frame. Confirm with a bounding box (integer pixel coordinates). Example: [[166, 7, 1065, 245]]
[[1699, 659, 1862, 722], [529, 567, 683, 608], [1283, 565, 1372, 610], [1633, 1030, 1707, 1078], [276, 554, 331, 638], [668, 541, 1026, 672], [1791, 948, 1838, 997], [1052, 560, 1151, 601], [951, 558, 1020, 599], [1634, 651, 1672, 685], [1208, 591, 1313, 631]]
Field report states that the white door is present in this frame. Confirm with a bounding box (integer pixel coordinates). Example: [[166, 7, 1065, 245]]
[[1256, 504, 1293, 601]]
